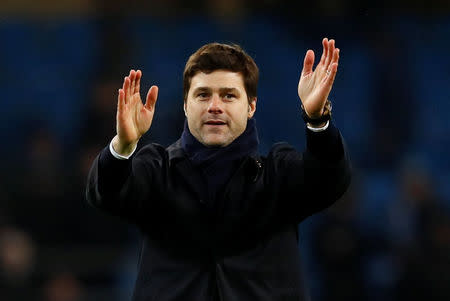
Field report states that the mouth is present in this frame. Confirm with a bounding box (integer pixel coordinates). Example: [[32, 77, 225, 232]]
[[204, 120, 227, 126]]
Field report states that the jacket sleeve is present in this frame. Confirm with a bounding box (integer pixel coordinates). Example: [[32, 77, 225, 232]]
[[272, 121, 352, 223], [85, 143, 161, 222]]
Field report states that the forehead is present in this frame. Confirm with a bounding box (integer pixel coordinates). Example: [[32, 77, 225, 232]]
[[189, 70, 245, 91]]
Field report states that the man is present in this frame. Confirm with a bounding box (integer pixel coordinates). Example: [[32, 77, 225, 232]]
[[86, 38, 351, 300]]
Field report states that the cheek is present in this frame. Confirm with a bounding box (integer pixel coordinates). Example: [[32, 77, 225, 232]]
[[231, 109, 250, 130], [186, 106, 205, 130], [185, 103, 200, 117]]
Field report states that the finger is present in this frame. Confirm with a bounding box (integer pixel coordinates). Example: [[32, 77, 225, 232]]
[[130, 69, 136, 96], [117, 88, 125, 111], [123, 77, 130, 104], [122, 76, 127, 94], [332, 48, 340, 65], [145, 85, 159, 110], [325, 49, 339, 77], [135, 70, 142, 94], [325, 39, 335, 69], [319, 38, 328, 66], [323, 62, 338, 89], [301, 50, 315, 76], [127, 70, 133, 97]]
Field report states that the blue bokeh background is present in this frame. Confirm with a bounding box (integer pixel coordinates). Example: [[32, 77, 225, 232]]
[[1, 1, 449, 300]]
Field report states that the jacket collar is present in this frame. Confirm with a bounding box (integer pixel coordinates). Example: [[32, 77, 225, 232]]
[[168, 118, 259, 162], [166, 137, 263, 183], [167, 139, 186, 162]]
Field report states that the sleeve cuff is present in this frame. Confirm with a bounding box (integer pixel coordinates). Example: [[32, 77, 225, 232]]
[[306, 120, 329, 132], [109, 140, 137, 160]]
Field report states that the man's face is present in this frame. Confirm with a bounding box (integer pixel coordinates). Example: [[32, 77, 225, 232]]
[[184, 70, 256, 147]]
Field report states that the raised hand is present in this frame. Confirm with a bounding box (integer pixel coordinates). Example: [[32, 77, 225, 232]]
[[298, 38, 339, 119], [113, 69, 159, 156]]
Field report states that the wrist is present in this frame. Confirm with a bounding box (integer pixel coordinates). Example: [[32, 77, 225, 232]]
[[112, 135, 138, 157], [301, 99, 332, 126], [307, 121, 327, 128], [307, 120, 330, 132]]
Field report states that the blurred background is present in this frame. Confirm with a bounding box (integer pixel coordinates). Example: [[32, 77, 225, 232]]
[[1, 0, 450, 300]]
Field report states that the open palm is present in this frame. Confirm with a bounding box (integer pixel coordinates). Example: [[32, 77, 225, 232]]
[[116, 69, 159, 147], [298, 38, 339, 118]]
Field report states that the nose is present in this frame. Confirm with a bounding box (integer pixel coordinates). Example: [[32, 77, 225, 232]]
[[207, 94, 223, 114]]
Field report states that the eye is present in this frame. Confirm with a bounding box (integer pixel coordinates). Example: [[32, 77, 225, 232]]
[[197, 92, 209, 99], [224, 93, 236, 100]]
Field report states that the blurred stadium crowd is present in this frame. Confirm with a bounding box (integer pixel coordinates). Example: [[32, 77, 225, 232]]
[[1, 0, 450, 300]]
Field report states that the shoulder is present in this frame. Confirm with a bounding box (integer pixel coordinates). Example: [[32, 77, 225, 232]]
[[266, 142, 302, 161], [134, 139, 186, 164], [135, 142, 166, 156], [258, 142, 304, 174], [132, 142, 169, 167]]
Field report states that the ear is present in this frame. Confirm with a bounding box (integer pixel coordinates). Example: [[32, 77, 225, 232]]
[[183, 101, 188, 117], [247, 97, 257, 118]]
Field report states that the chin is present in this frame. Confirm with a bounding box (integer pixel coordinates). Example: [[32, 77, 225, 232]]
[[204, 140, 227, 148], [202, 137, 231, 148]]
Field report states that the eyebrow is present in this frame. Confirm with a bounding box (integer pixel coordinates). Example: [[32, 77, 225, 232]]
[[219, 87, 240, 95], [192, 87, 211, 94], [192, 87, 241, 94]]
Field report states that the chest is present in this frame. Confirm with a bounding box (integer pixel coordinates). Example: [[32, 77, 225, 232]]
[[143, 158, 280, 247]]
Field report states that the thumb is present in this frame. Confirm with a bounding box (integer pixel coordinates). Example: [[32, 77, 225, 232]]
[[145, 85, 159, 110], [301, 50, 315, 76]]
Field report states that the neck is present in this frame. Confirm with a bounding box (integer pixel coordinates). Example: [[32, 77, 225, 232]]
[[181, 118, 259, 166]]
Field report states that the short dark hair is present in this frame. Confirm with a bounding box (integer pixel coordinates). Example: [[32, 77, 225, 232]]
[[183, 43, 259, 104]]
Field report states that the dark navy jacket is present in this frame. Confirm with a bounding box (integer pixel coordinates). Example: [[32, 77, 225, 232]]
[[86, 123, 352, 301]]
